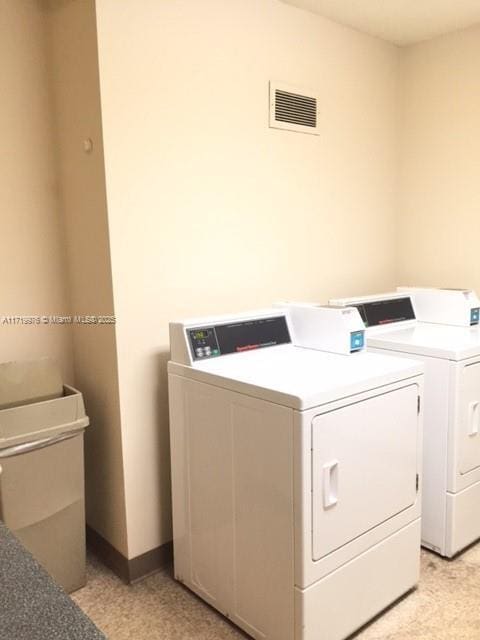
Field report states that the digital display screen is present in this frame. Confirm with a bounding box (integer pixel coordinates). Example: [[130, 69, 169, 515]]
[[353, 297, 415, 328], [192, 330, 209, 340]]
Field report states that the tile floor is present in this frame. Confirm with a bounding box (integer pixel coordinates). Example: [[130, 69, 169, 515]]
[[73, 545, 480, 640]]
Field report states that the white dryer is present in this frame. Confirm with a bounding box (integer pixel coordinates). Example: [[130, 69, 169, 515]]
[[330, 289, 480, 557], [168, 307, 423, 640]]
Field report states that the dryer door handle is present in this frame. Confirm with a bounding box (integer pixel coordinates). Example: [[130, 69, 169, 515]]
[[468, 401, 480, 437], [323, 459, 338, 509]]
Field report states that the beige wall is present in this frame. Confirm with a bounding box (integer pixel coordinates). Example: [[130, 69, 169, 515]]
[[45, 0, 128, 556], [0, 0, 73, 379], [398, 25, 480, 290], [95, 0, 401, 557]]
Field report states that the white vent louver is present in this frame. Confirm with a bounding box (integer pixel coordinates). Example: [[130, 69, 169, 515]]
[[269, 82, 319, 135]]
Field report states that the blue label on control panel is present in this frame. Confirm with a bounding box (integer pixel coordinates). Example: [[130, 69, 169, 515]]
[[350, 331, 365, 352], [471, 308, 480, 325]]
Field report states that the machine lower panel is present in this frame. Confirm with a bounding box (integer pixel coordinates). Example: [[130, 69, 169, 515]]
[[178, 520, 420, 640], [445, 480, 480, 557], [295, 520, 421, 640]]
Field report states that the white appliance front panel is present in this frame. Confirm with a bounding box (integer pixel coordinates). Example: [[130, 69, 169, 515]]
[[458, 361, 480, 476], [293, 377, 423, 588], [312, 385, 419, 560]]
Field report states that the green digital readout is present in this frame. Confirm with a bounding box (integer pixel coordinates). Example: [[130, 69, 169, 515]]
[[193, 330, 209, 340]]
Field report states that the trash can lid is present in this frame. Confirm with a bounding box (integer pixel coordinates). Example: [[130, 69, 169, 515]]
[[0, 385, 89, 449]]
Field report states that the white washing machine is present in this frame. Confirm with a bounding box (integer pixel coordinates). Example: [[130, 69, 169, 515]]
[[330, 288, 480, 557], [168, 307, 423, 640]]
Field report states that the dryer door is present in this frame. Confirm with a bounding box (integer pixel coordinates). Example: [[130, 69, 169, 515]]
[[312, 384, 419, 561], [458, 361, 480, 475]]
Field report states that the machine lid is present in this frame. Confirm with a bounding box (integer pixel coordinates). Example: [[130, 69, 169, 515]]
[[168, 345, 423, 410], [367, 323, 480, 361]]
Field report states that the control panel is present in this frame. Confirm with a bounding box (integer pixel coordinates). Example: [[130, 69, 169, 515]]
[[397, 287, 480, 327], [188, 316, 291, 360], [277, 303, 366, 355], [188, 328, 220, 360], [352, 297, 416, 328]]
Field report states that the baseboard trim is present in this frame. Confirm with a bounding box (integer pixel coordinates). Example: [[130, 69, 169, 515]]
[[129, 540, 173, 583], [86, 525, 173, 584]]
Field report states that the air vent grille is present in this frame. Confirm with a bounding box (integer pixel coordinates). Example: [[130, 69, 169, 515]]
[[275, 90, 317, 128], [269, 82, 319, 135]]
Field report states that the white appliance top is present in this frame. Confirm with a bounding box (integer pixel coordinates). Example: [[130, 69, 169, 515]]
[[368, 323, 480, 361], [168, 343, 422, 410], [330, 291, 480, 360]]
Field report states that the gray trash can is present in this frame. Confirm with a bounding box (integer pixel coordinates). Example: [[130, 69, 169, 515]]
[[0, 384, 89, 593]]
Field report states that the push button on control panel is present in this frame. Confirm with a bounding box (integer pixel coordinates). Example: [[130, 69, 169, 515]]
[[350, 331, 365, 352], [471, 308, 480, 325]]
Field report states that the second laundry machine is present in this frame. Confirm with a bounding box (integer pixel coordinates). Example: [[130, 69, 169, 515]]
[[330, 289, 480, 557]]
